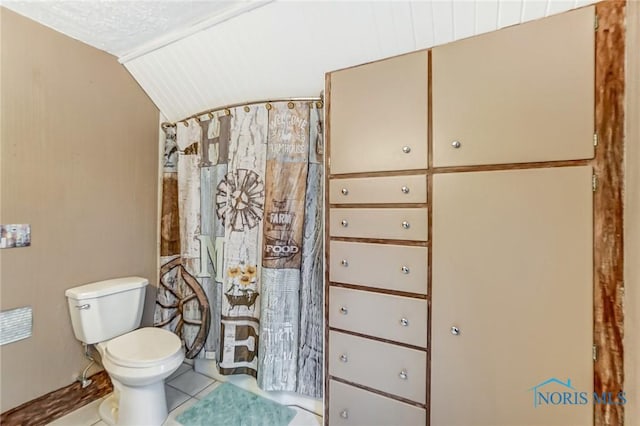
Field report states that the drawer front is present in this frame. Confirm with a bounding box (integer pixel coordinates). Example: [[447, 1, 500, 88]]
[[330, 208, 428, 241], [329, 331, 427, 404], [329, 287, 428, 347], [329, 175, 427, 205], [330, 241, 428, 294], [329, 380, 426, 426]]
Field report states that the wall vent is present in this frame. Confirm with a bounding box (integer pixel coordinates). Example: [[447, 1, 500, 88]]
[[0, 306, 33, 345]]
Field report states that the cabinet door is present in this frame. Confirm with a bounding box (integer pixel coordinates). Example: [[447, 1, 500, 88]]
[[329, 51, 428, 174], [431, 166, 593, 426], [432, 6, 594, 167]]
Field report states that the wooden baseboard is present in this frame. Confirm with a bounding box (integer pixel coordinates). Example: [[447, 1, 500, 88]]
[[0, 371, 112, 426]]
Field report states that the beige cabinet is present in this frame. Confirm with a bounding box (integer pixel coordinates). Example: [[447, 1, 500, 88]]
[[329, 51, 429, 174], [326, 6, 596, 425], [432, 6, 595, 167], [431, 166, 593, 426], [327, 51, 429, 422]]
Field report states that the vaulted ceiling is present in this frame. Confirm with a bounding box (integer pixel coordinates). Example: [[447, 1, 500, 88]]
[[2, 0, 596, 122]]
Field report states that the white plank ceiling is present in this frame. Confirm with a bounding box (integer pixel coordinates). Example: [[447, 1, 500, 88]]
[[2, 0, 597, 123]]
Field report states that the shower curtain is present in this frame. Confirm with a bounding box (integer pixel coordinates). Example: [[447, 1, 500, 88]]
[[154, 101, 323, 398]]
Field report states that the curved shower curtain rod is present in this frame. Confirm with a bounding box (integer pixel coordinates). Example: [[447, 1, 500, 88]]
[[164, 95, 324, 128]]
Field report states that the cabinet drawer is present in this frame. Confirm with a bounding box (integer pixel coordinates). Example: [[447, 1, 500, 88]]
[[330, 241, 428, 294], [329, 380, 426, 426], [329, 331, 427, 404], [329, 51, 428, 174], [329, 175, 427, 205], [330, 208, 428, 241], [329, 287, 427, 347]]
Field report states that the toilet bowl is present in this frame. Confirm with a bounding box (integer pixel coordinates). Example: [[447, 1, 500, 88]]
[[97, 327, 185, 426]]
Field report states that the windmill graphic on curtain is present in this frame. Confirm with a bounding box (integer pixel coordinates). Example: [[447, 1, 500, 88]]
[[154, 101, 324, 398]]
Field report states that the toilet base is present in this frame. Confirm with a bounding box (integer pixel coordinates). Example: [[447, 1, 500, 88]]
[[98, 394, 118, 426], [99, 380, 168, 426]]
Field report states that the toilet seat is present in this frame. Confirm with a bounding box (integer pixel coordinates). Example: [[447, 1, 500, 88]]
[[105, 327, 182, 368]]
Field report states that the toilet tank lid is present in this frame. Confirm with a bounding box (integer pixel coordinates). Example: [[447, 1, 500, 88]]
[[65, 277, 148, 300]]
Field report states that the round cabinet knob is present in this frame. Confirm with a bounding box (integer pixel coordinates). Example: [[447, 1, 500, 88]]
[[400, 318, 409, 327], [402, 146, 411, 154], [401, 221, 410, 229], [339, 354, 348, 362], [339, 306, 348, 315], [341, 220, 348, 227], [340, 410, 349, 419], [401, 186, 410, 194], [341, 188, 349, 196], [452, 140, 462, 149], [340, 259, 349, 267], [399, 370, 408, 380], [401, 266, 410, 274], [451, 326, 461, 335]]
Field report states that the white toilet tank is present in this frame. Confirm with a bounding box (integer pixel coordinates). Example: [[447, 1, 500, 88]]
[[65, 277, 148, 344]]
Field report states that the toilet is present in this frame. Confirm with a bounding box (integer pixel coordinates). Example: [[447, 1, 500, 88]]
[[66, 277, 185, 426]]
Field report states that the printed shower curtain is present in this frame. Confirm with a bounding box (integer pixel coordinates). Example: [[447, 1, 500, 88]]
[[154, 101, 323, 398]]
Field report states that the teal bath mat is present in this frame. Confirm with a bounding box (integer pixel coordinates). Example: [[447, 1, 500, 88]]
[[176, 383, 296, 426]]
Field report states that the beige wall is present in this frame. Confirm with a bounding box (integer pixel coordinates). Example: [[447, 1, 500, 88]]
[[625, 1, 639, 424], [0, 8, 159, 411]]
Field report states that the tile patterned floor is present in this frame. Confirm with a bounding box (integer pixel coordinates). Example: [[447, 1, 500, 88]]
[[47, 363, 322, 426]]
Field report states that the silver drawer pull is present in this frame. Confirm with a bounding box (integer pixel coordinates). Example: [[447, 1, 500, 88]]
[[339, 306, 348, 315], [401, 221, 410, 229], [340, 410, 349, 419], [340, 219, 348, 227], [400, 318, 409, 327], [341, 188, 349, 195], [340, 259, 349, 267], [399, 370, 408, 380], [451, 326, 460, 335], [75, 304, 90, 310], [339, 354, 348, 362], [402, 146, 411, 154], [452, 140, 462, 149], [401, 266, 410, 274], [401, 186, 410, 194]]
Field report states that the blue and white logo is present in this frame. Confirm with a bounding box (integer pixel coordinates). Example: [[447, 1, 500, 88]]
[[528, 377, 626, 408]]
